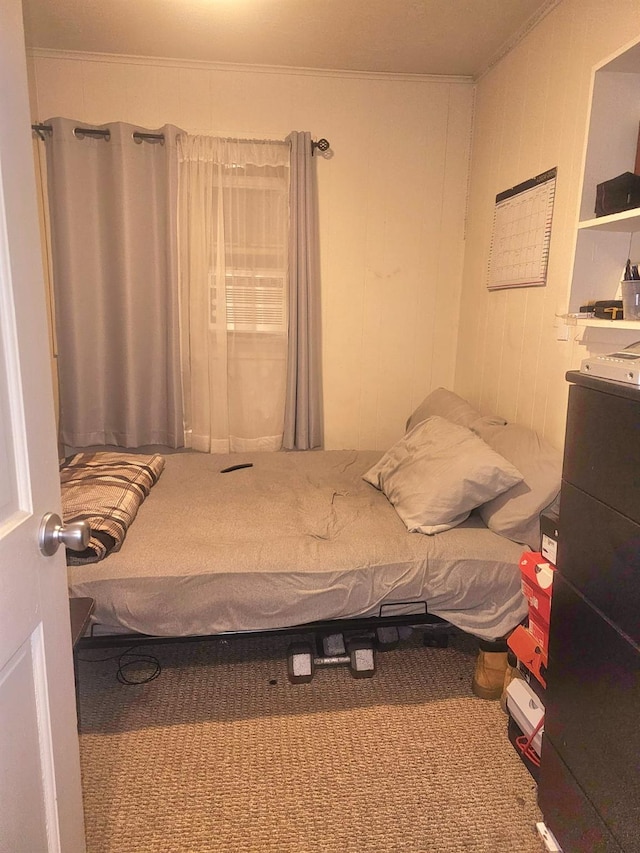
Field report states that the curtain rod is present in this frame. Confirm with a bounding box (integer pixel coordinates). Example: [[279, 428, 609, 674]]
[[32, 123, 52, 140], [32, 123, 330, 153], [31, 123, 165, 144], [311, 138, 330, 155]]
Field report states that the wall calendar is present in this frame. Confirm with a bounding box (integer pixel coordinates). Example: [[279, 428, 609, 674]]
[[487, 167, 557, 290]]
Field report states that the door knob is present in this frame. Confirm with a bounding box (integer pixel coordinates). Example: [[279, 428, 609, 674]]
[[39, 512, 90, 557]]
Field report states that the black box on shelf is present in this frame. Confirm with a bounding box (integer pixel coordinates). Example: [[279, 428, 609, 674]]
[[593, 300, 624, 320], [595, 171, 640, 217], [540, 509, 559, 566]]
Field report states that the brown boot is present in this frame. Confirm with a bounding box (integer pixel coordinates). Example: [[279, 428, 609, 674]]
[[471, 650, 508, 700], [500, 662, 524, 713]]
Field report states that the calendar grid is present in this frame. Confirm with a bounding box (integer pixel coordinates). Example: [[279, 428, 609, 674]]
[[487, 168, 557, 290]]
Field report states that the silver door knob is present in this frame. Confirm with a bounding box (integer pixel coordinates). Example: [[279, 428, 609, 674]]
[[39, 512, 90, 556]]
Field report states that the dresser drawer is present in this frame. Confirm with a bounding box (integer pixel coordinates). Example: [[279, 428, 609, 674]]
[[545, 575, 640, 853], [558, 482, 640, 644], [563, 383, 640, 524], [539, 739, 623, 853]]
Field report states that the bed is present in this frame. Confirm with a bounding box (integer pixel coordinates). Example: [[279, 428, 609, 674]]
[[63, 388, 562, 645]]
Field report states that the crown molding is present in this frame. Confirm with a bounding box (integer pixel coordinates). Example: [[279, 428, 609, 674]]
[[26, 47, 475, 86], [476, 0, 562, 80]]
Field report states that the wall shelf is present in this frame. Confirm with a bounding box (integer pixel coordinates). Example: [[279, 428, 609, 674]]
[[567, 37, 640, 320], [565, 316, 640, 330], [578, 208, 640, 232]]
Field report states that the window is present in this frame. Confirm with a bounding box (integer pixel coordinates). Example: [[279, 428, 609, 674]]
[[208, 169, 289, 334]]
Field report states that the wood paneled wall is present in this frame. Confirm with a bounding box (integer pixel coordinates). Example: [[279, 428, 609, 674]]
[[27, 51, 474, 450], [455, 0, 640, 450]]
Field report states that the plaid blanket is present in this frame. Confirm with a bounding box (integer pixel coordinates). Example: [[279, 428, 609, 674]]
[[60, 452, 165, 564]]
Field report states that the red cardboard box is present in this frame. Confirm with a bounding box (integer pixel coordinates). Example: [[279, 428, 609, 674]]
[[527, 608, 550, 655], [519, 551, 555, 626], [507, 624, 548, 688]]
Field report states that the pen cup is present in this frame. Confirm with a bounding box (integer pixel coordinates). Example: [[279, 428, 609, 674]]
[[622, 279, 640, 320]]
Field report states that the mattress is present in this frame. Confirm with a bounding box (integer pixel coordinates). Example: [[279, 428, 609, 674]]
[[67, 450, 528, 641]]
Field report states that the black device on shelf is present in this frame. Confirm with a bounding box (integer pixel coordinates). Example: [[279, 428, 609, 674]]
[[595, 171, 640, 217]]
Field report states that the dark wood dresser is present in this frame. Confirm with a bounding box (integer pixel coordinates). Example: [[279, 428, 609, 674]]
[[538, 370, 640, 852]]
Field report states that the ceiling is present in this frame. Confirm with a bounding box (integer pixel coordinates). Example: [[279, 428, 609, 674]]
[[21, 0, 558, 79]]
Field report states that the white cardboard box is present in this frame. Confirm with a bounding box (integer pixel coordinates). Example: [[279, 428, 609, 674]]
[[506, 678, 545, 756]]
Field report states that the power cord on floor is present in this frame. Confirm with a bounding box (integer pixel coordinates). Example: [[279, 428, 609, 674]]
[[77, 646, 162, 685]]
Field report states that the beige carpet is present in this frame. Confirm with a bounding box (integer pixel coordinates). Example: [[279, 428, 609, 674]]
[[77, 630, 545, 853]]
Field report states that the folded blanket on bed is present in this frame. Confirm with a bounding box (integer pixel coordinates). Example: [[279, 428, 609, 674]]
[[60, 452, 165, 564]]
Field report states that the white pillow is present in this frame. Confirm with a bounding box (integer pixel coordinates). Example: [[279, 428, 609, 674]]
[[405, 387, 507, 433], [363, 416, 524, 535], [472, 420, 562, 549]]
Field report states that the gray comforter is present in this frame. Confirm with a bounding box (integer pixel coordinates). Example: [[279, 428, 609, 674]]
[[67, 450, 527, 641]]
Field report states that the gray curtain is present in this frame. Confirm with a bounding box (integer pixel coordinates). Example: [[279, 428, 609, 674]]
[[44, 117, 184, 448], [283, 131, 323, 450]]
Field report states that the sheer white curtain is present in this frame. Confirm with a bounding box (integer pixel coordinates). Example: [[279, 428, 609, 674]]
[[178, 136, 290, 452]]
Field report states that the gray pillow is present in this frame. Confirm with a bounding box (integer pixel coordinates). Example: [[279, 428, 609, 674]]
[[472, 420, 562, 550], [405, 387, 507, 433], [363, 416, 524, 535]]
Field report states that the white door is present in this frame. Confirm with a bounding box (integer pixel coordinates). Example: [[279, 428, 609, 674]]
[[0, 2, 86, 851]]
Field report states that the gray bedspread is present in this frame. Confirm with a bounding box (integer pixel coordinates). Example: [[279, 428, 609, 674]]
[[67, 450, 527, 641]]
